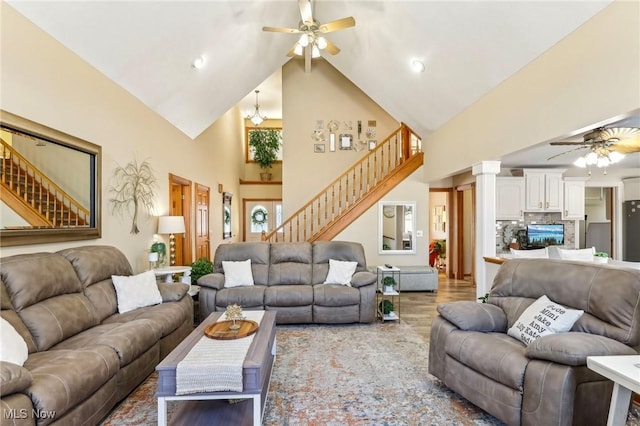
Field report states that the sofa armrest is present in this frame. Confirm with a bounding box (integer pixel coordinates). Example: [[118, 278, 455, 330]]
[[351, 271, 376, 288], [197, 272, 225, 290], [526, 332, 638, 366], [157, 282, 189, 302], [1, 361, 32, 397], [437, 301, 507, 332]]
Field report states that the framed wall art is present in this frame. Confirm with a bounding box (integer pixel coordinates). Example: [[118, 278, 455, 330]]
[[339, 134, 353, 150], [314, 143, 325, 153]]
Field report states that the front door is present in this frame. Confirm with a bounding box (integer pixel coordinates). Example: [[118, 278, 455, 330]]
[[243, 199, 282, 241]]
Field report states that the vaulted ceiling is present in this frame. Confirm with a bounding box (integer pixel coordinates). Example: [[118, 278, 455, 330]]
[[7, 0, 614, 145]]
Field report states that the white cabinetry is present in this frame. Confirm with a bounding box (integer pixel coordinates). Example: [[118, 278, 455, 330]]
[[563, 178, 586, 220], [524, 169, 565, 212], [496, 177, 525, 220]]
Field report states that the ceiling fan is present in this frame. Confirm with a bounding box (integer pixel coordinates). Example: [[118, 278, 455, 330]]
[[263, 0, 355, 66], [547, 126, 640, 160]]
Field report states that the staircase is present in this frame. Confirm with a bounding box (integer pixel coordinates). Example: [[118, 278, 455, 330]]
[[0, 139, 90, 228], [263, 123, 423, 243]]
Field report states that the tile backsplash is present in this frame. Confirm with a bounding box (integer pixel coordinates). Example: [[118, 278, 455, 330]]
[[496, 212, 575, 254]]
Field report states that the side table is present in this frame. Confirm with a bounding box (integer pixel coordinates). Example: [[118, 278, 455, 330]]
[[587, 355, 640, 426], [154, 265, 192, 283], [376, 266, 401, 321]]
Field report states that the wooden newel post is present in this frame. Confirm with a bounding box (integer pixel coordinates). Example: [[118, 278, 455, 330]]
[[401, 123, 411, 161], [261, 230, 267, 241]]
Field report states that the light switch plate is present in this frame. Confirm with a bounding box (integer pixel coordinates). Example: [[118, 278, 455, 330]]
[[416, 230, 423, 237]]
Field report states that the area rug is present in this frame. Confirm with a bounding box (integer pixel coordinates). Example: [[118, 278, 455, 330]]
[[101, 321, 640, 425]]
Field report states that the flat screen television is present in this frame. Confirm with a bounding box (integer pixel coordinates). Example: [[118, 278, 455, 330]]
[[526, 224, 564, 247]]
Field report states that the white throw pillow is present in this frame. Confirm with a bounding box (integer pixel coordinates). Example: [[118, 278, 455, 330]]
[[323, 259, 358, 286], [222, 259, 255, 288], [112, 270, 163, 314], [0, 317, 28, 366], [557, 247, 595, 261], [507, 295, 584, 346], [510, 247, 549, 258]]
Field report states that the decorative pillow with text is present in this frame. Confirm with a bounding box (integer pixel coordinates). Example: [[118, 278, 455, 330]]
[[507, 295, 584, 346]]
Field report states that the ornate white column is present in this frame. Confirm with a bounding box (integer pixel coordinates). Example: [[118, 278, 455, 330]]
[[472, 161, 501, 300]]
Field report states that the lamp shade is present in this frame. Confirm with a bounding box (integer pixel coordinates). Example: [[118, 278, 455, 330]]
[[157, 216, 185, 234]]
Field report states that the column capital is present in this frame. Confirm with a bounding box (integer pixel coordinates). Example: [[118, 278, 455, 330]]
[[472, 161, 501, 176]]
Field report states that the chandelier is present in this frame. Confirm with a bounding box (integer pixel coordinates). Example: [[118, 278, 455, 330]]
[[573, 146, 624, 175], [293, 32, 328, 58], [247, 90, 267, 126]]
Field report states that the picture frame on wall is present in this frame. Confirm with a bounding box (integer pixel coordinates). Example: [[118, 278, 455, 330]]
[[314, 143, 325, 153], [339, 134, 353, 150]]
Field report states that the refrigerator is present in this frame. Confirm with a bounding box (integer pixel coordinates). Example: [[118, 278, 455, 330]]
[[623, 200, 640, 262]]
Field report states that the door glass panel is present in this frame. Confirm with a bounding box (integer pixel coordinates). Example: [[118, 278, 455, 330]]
[[250, 205, 269, 233]]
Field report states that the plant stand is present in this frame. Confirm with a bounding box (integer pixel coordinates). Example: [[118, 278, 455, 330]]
[[376, 265, 401, 321]]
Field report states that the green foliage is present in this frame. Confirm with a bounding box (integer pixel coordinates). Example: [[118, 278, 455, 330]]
[[478, 293, 490, 303], [382, 276, 397, 288], [249, 129, 281, 170], [378, 300, 395, 315], [594, 252, 609, 258], [150, 241, 166, 266], [190, 257, 213, 285]]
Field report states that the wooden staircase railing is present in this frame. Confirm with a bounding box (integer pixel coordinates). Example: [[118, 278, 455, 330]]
[[262, 123, 423, 243], [0, 138, 90, 228]]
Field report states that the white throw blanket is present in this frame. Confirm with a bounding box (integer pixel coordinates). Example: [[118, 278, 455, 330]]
[[176, 310, 264, 395]]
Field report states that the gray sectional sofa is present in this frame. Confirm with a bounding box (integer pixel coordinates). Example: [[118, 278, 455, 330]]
[[429, 258, 640, 426], [0, 245, 193, 425], [198, 241, 376, 324]]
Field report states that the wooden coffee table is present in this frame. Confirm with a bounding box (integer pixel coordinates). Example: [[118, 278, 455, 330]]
[[156, 311, 276, 426]]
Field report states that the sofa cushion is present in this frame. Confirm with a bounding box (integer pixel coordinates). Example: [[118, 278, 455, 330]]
[[438, 301, 507, 332], [50, 320, 162, 367], [268, 242, 312, 285], [215, 286, 266, 308], [222, 259, 255, 287], [507, 295, 583, 346], [112, 270, 163, 313], [557, 247, 595, 261], [157, 282, 189, 302], [323, 259, 357, 285], [213, 242, 270, 285], [526, 332, 638, 366], [313, 284, 360, 307], [23, 346, 120, 421], [265, 285, 313, 307], [0, 361, 32, 396], [312, 241, 368, 284], [445, 331, 528, 391], [0, 317, 28, 366], [0, 252, 98, 351]]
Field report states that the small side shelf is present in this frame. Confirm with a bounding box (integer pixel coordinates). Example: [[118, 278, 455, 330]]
[[376, 266, 401, 321]]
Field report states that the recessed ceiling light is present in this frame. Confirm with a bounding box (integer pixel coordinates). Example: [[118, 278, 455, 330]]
[[411, 59, 425, 73], [192, 56, 205, 69]]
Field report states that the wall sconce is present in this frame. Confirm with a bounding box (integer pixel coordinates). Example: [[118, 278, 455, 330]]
[[157, 216, 185, 265]]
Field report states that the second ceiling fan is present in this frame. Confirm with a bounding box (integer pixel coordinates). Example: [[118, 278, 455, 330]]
[[263, 0, 355, 65]]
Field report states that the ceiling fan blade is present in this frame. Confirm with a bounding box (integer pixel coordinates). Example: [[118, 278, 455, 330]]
[[549, 141, 590, 146], [263, 26, 301, 34], [299, 0, 313, 25], [323, 39, 341, 55], [318, 16, 356, 33], [547, 146, 588, 161], [609, 134, 640, 154]]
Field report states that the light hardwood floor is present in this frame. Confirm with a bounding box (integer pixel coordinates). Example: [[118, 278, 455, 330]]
[[399, 274, 477, 343]]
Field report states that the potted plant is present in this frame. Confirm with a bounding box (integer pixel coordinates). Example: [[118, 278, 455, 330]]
[[248, 128, 282, 181], [594, 252, 609, 264], [190, 257, 214, 285], [150, 241, 167, 267], [382, 276, 397, 293], [378, 300, 395, 316]]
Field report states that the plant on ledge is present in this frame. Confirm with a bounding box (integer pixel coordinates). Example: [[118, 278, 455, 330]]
[[248, 128, 282, 181]]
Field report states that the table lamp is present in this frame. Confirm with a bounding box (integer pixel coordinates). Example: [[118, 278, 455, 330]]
[[157, 216, 185, 266]]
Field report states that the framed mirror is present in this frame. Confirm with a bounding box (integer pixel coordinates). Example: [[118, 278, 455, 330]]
[[223, 192, 232, 239], [0, 110, 101, 246], [339, 134, 353, 150], [378, 201, 416, 254]]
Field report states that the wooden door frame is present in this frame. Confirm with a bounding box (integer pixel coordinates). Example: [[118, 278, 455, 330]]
[[454, 183, 475, 284], [242, 198, 282, 241], [429, 188, 453, 277], [169, 173, 192, 265]]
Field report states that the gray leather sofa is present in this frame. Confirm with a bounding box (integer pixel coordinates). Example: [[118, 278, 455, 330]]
[[198, 241, 376, 324], [429, 258, 640, 426], [0, 246, 193, 425]]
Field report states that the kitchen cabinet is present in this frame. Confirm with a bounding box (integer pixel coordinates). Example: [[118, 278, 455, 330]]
[[496, 177, 525, 220], [563, 178, 586, 220], [524, 169, 565, 212]]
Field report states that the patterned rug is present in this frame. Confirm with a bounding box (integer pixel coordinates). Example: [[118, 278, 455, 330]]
[[101, 321, 640, 425]]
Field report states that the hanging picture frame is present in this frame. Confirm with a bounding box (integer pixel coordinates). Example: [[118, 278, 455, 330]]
[[339, 134, 353, 150]]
